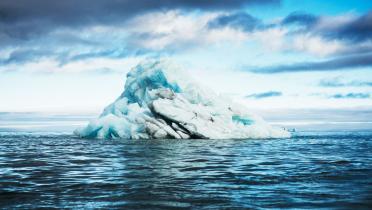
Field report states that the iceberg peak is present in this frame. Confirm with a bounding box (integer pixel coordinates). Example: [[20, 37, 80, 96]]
[[75, 59, 290, 139]]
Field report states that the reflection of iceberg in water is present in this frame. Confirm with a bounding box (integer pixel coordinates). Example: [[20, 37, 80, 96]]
[[74, 59, 290, 139]]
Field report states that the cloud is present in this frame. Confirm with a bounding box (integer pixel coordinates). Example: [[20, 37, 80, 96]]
[[0, 10, 253, 71], [124, 11, 249, 51], [0, 56, 144, 74], [205, 11, 369, 56], [319, 78, 372, 87], [213, 11, 372, 56], [0, 49, 53, 66], [0, 0, 279, 43], [207, 12, 264, 32], [246, 91, 282, 99], [282, 11, 318, 27], [290, 34, 345, 56], [0, 1, 280, 69], [248, 53, 372, 73], [280, 11, 372, 56], [330, 93, 371, 99], [289, 11, 372, 56], [282, 11, 372, 44], [318, 11, 372, 43], [58, 48, 133, 66], [0, 45, 136, 68], [2, 3, 371, 75]]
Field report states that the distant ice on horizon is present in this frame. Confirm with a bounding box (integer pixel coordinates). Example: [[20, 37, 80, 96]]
[[74, 59, 290, 139]]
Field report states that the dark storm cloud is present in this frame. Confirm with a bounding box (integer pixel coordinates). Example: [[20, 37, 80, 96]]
[[0, 0, 279, 40], [248, 53, 372, 73], [246, 91, 282, 99], [208, 12, 264, 32], [321, 11, 372, 42], [281, 12, 318, 27], [330, 93, 371, 99], [319, 78, 372, 87], [281, 10, 372, 43]]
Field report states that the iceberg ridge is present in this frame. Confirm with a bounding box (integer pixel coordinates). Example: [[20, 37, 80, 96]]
[[74, 59, 290, 139]]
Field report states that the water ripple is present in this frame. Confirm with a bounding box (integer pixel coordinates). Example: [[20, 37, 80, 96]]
[[0, 132, 371, 209]]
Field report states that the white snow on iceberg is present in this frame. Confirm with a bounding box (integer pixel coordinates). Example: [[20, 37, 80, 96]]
[[74, 59, 290, 139]]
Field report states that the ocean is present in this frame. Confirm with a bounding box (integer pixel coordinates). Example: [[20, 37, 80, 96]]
[[0, 113, 371, 209]]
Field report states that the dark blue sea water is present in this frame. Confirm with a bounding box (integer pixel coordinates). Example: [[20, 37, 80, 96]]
[[0, 131, 371, 209]]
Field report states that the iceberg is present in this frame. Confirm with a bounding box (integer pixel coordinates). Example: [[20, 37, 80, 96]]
[[74, 59, 290, 139]]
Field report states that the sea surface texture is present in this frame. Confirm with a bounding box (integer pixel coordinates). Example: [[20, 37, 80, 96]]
[[0, 131, 371, 209]]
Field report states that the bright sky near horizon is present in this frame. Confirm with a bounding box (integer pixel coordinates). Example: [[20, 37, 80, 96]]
[[0, 0, 371, 112]]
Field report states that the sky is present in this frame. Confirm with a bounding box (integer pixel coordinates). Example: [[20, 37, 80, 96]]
[[0, 0, 371, 113]]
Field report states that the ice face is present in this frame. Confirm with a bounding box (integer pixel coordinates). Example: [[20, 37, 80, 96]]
[[74, 59, 290, 139]]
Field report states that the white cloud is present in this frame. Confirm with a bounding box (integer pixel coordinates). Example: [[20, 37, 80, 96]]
[[291, 34, 345, 56], [126, 11, 248, 50], [252, 28, 287, 51]]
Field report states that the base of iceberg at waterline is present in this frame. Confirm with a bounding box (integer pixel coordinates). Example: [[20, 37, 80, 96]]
[[74, 60, 290, 139]]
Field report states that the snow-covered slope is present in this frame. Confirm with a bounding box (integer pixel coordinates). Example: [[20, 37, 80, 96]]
[[74, 60, 290, 139]]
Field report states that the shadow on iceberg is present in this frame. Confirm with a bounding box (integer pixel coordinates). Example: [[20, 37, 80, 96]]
[[74, 59, 290, 139]]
